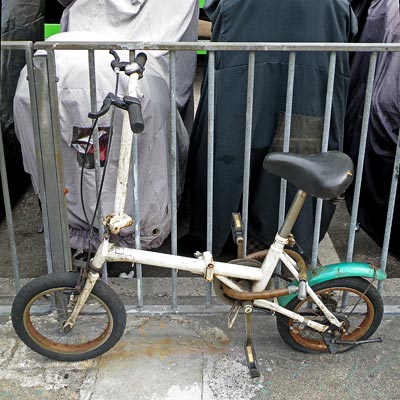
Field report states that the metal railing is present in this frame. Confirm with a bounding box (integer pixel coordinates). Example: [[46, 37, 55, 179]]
[[1, 40, 399, 310]]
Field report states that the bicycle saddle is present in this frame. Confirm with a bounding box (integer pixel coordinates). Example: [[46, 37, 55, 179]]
[[263, 151, 354, 199]]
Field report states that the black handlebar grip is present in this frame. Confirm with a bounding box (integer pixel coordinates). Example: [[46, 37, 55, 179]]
[[125, 97, 144, 134], [135, 52, 147, 68]]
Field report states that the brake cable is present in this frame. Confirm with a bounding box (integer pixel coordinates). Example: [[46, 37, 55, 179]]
[[79, 69, 121, 264]]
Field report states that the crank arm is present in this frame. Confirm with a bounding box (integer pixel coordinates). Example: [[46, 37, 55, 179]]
[[62, 271, 100, 333]]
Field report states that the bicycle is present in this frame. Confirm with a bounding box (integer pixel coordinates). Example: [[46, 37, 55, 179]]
[[11, 51, 385, 378]]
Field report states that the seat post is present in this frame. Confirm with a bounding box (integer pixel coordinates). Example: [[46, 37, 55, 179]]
[[278, 190, 307, 239]]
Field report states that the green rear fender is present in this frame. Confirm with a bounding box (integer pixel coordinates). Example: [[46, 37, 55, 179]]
[[278, 262, 386, 307]]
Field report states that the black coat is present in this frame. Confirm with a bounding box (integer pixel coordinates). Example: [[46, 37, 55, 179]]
[[345, 0, 400, 258], [187, 0, 357, 261]]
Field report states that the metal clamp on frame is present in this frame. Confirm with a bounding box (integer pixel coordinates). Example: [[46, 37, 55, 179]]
[[203, 251, 215, 282], [231, 212, 244, 258], [103, 213, 133, 235], [274, 233, 289, 247]]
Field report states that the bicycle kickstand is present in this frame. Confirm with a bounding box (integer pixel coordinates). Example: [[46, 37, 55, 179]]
[[244, 307, 261, 378]]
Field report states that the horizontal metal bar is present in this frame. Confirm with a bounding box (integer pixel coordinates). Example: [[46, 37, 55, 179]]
[[0, 41, 32, 50], [27, 41, 400, 52]]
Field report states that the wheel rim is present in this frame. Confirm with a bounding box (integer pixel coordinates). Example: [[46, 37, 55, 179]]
[[23, 287, 113, 355], [289, 286, 375, 351]]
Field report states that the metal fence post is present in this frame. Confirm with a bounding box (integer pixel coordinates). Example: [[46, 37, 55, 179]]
[[0, 126, 21, 292], [242, 51, 256, 256], [169, 51, 179, 311], [206, 51, 216, 308], [32, 53, 72, 273], [346, 52, 378, 262], [311, 52, 337, 268], [378, 130, 400, 292]]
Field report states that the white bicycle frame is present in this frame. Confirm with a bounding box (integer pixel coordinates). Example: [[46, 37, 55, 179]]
[[65, 59, 344, 335]]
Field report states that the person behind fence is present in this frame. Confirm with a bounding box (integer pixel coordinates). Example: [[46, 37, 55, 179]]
[[181, 0, 358, 263], [344, 0, 400, 259], [0, 0, 43, 219], [58, 0, 198, 132], [13, 1, 198, 257]]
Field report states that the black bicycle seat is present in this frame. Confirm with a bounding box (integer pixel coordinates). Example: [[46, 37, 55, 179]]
[[263, 151, 354, 199]]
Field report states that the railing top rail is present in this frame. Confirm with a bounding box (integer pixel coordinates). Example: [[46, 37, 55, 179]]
[[26, 41, 400, 52], [2, 40, 399, 52], [1, 41, 33, 51]]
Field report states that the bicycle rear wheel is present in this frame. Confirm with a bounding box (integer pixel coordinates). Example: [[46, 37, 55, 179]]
[[276, 277, 383, 353], [11, 272, 126, 361]]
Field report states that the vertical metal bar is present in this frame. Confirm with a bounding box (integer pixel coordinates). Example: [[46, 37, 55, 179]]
[[130, 50, 143, 309], [88, 51, 105, 230], [0, 127, 20, 292], [25, 45, 53, 271], [88, 50, 108, 281], [278, 52, 296, 227], [320, 52, 337, 153], [311, 52, 337, 268], [47, 50, 72, 271], [206, 51, 215, 308], [378, 130, 400, 292], [169, 51, 178, 310], [33, 52, 72, 273], [132, 131, 143, 309], [275, 52, 296, 285], [346, 52, 377, 262], [242, 51, 255, 256]]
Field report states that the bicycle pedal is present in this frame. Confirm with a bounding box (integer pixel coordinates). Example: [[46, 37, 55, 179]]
[[244, 340, 260, 378], [119, 271, 135, 279]]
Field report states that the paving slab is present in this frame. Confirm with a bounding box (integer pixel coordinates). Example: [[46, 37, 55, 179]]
[[1, 310, 399, 400]]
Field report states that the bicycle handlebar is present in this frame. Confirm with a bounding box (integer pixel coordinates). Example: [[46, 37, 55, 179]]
[[124, 95, 144, 134], [133, 53, 147, 70], [89, 52, 147, 134], [109, 50, 147, 76], [125, 53, 147, 133]]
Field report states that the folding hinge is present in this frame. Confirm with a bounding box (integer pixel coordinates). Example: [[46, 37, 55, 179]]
[[203, 251, 215, 282]]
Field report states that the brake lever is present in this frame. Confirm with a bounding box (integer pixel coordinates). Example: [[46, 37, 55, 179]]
[[88, 93, 127, 119], [109, 50, 129, 72]]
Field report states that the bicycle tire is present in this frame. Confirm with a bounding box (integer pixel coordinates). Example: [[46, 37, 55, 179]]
[[276, 277, 383, 353], [11, 272, 126, 361]]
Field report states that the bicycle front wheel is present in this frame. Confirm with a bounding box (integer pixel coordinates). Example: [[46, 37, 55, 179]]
[[11, 272, 126, 361], [276, 277, 383, 353]]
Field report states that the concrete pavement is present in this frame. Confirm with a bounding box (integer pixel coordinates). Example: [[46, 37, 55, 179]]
[[0, 277, 399, 400]]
